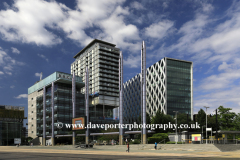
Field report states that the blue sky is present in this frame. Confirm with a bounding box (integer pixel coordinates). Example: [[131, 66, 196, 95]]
[[0, 0, 240, 124]]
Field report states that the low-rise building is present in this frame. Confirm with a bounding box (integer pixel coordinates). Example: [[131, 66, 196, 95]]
[[0, 105, 25, 146]]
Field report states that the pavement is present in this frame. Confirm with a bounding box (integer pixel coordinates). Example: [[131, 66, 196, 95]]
[[0, 145, 240, 160]]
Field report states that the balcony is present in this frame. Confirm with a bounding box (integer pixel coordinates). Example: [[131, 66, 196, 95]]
[[99, 64, 118, 71], [98, 60, 118, 67], [100, 82, 118, 88], [97, 55, 119, 63], [98, 78, 118, 84], [99, 73, 118, 80], [99, 69, 118, 75], [99, 87, 119, 92], [99, 51, 119, 58]]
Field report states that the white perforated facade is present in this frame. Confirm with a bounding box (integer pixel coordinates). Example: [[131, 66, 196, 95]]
[[123, 57, 193, 124]]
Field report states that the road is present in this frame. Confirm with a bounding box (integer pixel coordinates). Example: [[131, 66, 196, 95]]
[[0, 152, 239, 160]]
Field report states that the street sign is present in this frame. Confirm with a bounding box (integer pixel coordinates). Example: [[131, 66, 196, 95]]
[[206, 128, 212, 131], [14, 138, 21, 144]]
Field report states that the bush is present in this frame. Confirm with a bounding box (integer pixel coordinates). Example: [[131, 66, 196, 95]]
[[129, 139, 140, 144], [166, 141, 185, 144], [148, 133, 169, 143]]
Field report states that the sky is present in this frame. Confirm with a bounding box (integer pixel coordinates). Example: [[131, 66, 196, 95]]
[[0, 0, 240, 125]]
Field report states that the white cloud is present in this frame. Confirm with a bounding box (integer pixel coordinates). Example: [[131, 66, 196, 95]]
[[0, 71, 4, 75], [0, 46, 24, 75], [130, 1, 144, 10], [151, 12, 211, 60], [199, 70, 240, 90], [5, 72, 12, 75], [162, 2, 168, 9], [199, 58, 240, 90], [37, 54, 49, 62], [201, 3, 214, 13], [175, 14, 209, 53], [0, 0, 65, 46], [218, 62, 229, 71], [10, 85, 15, 89], [145, 20, 174, 39], [15, 94, 28, 99], [0, 0, 141, 51], [11, 47, 20, 54], [187, 2, 240, 66], [98, 6, 141, 51], [123, 54, 141, 68], [194, 86, 240, 114]]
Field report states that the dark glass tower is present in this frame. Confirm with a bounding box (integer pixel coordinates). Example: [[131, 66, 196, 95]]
[[166, 58, 192, 117]]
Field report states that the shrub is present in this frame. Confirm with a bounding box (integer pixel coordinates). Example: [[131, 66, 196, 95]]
[[129, 139, 140, 144], [166, 141, 185, 144], [166, 141, 175, 144], [148, 133, 169, 143]]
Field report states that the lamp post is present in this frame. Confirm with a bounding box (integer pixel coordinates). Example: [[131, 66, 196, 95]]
[[202, 125, 205, 144], [173, 111, 178, 144], [204, 106, 209, 144]]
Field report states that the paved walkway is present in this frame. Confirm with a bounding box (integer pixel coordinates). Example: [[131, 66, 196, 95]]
[[0, 146, 240, 159]]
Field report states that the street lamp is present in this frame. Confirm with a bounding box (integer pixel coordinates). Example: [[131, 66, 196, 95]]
[[204, 106, 209, 144], [173, 111, 178, 144]]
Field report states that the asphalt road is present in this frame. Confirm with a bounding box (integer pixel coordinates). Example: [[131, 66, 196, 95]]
[[0, 152, 239, 160]]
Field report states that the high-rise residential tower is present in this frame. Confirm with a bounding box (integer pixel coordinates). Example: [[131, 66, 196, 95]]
[[71, 39, 120, 122], [123, 57, 193, 124]]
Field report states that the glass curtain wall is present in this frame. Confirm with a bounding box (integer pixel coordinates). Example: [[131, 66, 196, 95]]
[[166, 59, 191, 117], [0, 121, 22, 146], [37, 82, 85, 136]]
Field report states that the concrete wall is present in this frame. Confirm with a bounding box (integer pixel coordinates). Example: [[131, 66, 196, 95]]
[[28, 90, 43, 139]]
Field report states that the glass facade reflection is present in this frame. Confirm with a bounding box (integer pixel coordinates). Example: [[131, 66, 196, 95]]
[[166, 59, 192, 117], [36, 83, 84, 136], [0, 105, 25, 146]]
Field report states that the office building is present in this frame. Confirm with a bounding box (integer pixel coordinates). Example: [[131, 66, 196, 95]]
[[71, 39, 120, 121], [28, 72, 85, 144], [123, 57, 193, 124], [0, 105, 25, 146]]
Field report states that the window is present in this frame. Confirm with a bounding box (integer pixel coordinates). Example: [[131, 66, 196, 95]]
[[32, 98, 33, 100], [32, 124, 33, 127], [31, 118, 33, 120], [32, 104, 33, 107], [31, 111, 33, 113], [32, 131, 34, 133]]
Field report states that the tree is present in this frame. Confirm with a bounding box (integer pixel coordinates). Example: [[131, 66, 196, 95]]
[[174, 113, 194, 132], [197, 108, 206, 127], [151, 110, 174, 133], [138, 112, 152, 125], [218, 106, 237, 130], [27, 137, 33, 142], [233, 113, 240, 131]]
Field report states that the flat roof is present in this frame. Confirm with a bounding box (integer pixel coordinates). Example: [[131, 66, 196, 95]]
[[166, 57, 193, 64], [28, 72, 84, 94], [0, 105, 24, 111], [73, 39, 116, 59]]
